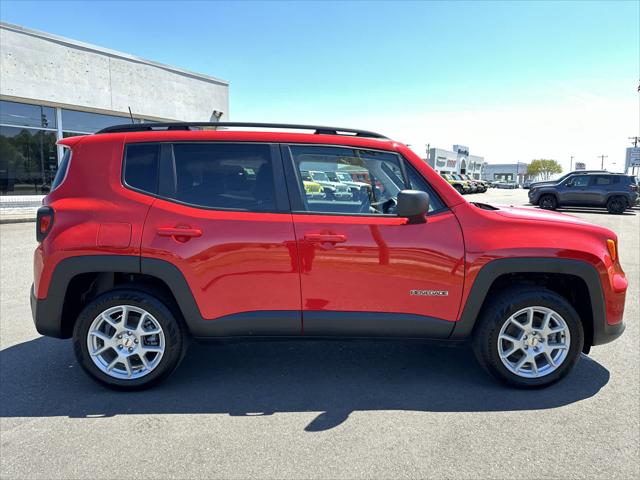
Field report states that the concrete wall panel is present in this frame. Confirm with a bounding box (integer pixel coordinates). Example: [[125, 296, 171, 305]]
[[0, 23, 229, 121]]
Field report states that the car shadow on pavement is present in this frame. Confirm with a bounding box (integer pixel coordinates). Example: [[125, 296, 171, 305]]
[[531, 205, 637, 216], [0, 337, 610, 431]]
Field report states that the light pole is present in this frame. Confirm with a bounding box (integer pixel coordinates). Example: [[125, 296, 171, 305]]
[[570, 156, 574, 171], [598, 154, 608, 170]]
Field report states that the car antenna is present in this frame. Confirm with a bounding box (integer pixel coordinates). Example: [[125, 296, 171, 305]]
[[128, 106, 135, 124]]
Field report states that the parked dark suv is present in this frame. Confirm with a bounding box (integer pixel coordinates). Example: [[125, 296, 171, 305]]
[[32, 122, 627, 390], [529, 173, 638, 214]]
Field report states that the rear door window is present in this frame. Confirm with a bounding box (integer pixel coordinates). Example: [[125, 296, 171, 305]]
[[167, 143, 275, 211]]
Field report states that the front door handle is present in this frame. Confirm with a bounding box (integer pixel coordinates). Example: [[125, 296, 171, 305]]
[[304, 233, 347, 243], [157, 227, 202, 240]]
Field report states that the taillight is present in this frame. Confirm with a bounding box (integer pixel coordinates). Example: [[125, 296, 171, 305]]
[[36, 206, 54, 242]]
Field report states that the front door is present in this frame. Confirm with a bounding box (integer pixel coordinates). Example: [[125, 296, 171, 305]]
[[140, 142, 301, 336], [559, 174, 590, 205], [283, 144, 465, 338]]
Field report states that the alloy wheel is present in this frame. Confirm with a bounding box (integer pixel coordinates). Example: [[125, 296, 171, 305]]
[[497, 306, 571, 378], [540, 196, 555, 209], [86, 305, 165, 380]]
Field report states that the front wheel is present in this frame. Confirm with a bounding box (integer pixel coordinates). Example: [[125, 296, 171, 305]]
[[539, 194, 557, 210], [73, 289, 187, 390], [472, 287, 584, 388]]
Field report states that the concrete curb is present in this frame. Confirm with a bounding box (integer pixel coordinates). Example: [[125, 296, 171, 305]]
[[0, 216, 36, 224]]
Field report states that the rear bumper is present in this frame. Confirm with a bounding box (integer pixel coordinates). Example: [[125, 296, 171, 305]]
[[592, 318, 625, 346], [30, 283, 66, 338]]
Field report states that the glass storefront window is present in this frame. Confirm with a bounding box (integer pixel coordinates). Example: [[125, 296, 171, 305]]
[[0, 100, 57, 129], [61, 108, 142, 133], [62, 131, 87, 139], [0, 126, 58, 195]]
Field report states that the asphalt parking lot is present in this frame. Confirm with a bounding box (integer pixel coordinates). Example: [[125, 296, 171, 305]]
[[1, 188, 638, 479]]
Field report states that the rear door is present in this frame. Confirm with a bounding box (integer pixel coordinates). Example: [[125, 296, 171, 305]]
[[282, 144, 465, 338], [589, 175, 620, 206], [139, 142, 301, 336]]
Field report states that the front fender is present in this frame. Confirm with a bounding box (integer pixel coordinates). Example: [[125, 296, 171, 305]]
[[449, 257, 623, 347]]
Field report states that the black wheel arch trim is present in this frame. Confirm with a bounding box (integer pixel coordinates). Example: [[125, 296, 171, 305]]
[[31, 255, 140, 339], [450, 257, 621, 347]]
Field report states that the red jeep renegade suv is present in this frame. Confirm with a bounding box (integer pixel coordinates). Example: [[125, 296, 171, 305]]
[[31, 122, 627, 390]]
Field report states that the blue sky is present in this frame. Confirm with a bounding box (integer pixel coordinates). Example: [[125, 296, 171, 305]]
[[2, 1, 638, 169]]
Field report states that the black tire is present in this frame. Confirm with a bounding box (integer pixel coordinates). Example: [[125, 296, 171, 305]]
[[539, 194, 557, 210], [73, 289, 187, 390], [454, 184, 464, 194], [606, 196, 627, 214], [472, 286, 584, 389], [324, 188, 335, 200]]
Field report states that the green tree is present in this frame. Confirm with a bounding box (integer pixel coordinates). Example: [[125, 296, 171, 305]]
[[527, 159, 562, 181]]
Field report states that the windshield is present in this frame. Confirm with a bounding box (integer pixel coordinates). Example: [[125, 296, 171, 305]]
[[311, 171, 330, 182], [336, 172, 352, 182], [325, 172, 339, 181]]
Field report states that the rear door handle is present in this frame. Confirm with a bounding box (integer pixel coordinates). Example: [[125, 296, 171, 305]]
[[157, 227, 202, 238], [304, 233, 347, 243]]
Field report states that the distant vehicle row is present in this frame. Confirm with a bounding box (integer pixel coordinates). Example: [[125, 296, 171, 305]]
[[440, 173, 488, 194], [300, 170, 371, 200]]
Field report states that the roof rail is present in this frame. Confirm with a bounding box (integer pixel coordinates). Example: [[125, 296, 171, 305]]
[[96, 122, 388, 139]]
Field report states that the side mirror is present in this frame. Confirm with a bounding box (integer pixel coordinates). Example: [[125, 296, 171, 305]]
[[397, 190, 429, 224]]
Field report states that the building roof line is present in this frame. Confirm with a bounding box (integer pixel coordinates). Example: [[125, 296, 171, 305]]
[[0, 21, 229, 87]]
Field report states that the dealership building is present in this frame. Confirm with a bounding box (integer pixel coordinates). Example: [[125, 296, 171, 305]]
[[482, 163, 529, 184], [0, 22, 229, 199], [424, 145, 485, 180]]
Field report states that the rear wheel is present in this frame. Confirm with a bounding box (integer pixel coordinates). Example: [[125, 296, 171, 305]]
[[606, 196, 626, 214], [539, 194, 557, 210], [73, 289, 187, 390], [472, 287, 583, 388], [454, 184, 464, 194]]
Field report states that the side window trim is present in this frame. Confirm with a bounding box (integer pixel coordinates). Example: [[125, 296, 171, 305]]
[[158, 143, 176, 196], [270, 144, 291, 213], [280, 144, 307, 212]]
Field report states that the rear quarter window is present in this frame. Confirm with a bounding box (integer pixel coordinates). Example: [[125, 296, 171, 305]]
[[123, 144, 160, 194], [50, 148, 71, 191], [595, 175, 620, 185]]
